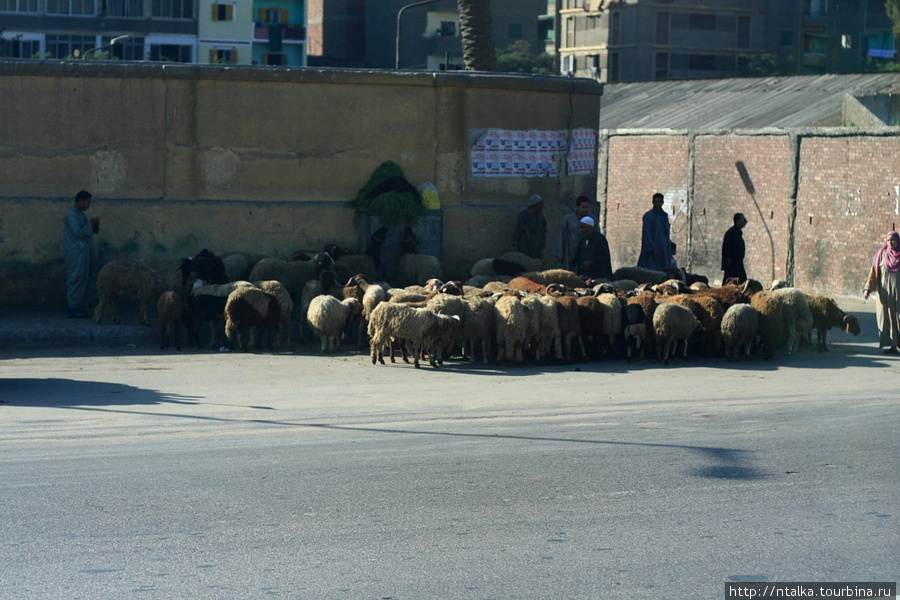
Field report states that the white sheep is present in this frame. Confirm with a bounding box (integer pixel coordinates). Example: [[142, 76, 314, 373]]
[[721, 303, 759, 361], [773, 287, 814, 355], [306, 295, 363, 353], [652, 302, 702, 365], [536, 294, 563, 363], [461, 295, 496, 364], [494, 293, 529, 366], [94, 260, 161, 325], [398, 253, 443, 287], [367, 302, 460, 368], [425, 293, 468, 363], [595, 293, 624, 355]]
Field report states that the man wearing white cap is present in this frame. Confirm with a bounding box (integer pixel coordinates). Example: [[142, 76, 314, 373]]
[[552, 195, 594, 271], [573, 215, 613, 280], [513, 194, 547, 259]]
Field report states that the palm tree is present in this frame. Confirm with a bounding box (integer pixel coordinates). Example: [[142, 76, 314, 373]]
[[457, 0, 496, 71]]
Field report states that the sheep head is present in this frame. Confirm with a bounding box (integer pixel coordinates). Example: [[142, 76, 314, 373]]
[[844, 314, 861, 336]]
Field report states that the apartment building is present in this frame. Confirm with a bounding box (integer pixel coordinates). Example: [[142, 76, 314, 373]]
[[0, 0, 198, 61], [0, 0, 307, 66], [197, 0, 306, 65], [553, 0, 896, 82]]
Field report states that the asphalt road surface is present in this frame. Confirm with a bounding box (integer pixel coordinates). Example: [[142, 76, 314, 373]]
[[1, 305, 897, 600]]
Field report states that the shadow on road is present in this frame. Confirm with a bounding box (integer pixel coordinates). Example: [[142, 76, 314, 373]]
[[0, 377, 201, 407]]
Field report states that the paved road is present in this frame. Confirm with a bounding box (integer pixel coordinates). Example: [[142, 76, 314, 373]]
[[1, 301, 898, 599]]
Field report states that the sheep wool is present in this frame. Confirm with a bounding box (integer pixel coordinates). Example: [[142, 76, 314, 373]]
[[367, 302, 459, 368], [804, 294, 861, 352], [306, 295, 363, 353], [94, 260, 161, 325], [652, 302, 701, 364], [255, 280, 294, 347], [720, 303, 759, 361], [224, 287, 281, 351], [156, 290, 184, 350], [773, 287, 814, 355]]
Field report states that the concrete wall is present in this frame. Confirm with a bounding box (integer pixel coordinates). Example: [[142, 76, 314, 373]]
[[599, 128, 900, 297], [0, 61, 600, 307]]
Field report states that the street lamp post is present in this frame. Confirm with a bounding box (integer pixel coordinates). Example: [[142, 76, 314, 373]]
[[395, 0, 444, 69], [82, 35, 130, 60]]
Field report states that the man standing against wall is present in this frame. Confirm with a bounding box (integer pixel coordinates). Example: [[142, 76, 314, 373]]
[[513, 194, 547, 260], [552, 195, 593, 271], [637, 192, 672, 272], [721, 212, 748, 283], [64, 190, 99, 318]]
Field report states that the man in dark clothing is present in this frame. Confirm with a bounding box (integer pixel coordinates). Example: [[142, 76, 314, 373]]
[[721, 212, 748, 283], [574, 216, 613, 280], [513, 194, 547, 259]]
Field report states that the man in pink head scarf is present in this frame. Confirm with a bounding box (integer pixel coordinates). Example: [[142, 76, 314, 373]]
[[864, 231, 900, 353]]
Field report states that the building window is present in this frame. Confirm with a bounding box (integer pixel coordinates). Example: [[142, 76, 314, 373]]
[[781, 0, 793, 8], [565, 16, 575, 47], [689, 13, 716, 30], [210, 48, 237, 63], [610, 12, 620, 45], [737, 16, 750, 48], [106, 0, 143, 18], [211, 2, 234, 21], [439, 21, 456, 36], [508, 22, 522, 40], [781, 30, 794, 46], [656, 12, 669, 45], [152, 0, 191, 18], [609, 52, 619, 81], [0, 38, 40, 57], [587, 53, 600, 77], [0, 0, 39, 12], [149, 44, 191, 61], [841, 34, 852, 49], [46, 0, 94, 15], [655, 52, 668, 79], [259, 7, 287, 24], [107, 36, 143, 59], [689, 53, 716, 70], [45, 34, 94, 58]]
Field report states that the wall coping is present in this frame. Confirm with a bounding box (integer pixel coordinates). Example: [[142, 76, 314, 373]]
[[0, 59, 604, 96]]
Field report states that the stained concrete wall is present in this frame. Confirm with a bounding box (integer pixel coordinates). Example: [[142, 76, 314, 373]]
[[0, 61, 601, 307], [598, 128, 900, 297]]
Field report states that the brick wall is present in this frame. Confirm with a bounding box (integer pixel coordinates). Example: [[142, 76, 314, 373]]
[[795, 134, 900, 295], [601, 129, 900, 297]]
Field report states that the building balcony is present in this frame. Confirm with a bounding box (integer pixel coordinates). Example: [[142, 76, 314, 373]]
[[253, 24, 306, 42]]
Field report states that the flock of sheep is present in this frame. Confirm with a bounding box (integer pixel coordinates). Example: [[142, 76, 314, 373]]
[[89, 247, 863, 367]]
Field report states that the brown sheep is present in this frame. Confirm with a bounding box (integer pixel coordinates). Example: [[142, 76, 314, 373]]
[[224, 287, 281, 352], [156, 290, 183, 350], [94, 260, 161, 325], [804, 294, 861, 352]]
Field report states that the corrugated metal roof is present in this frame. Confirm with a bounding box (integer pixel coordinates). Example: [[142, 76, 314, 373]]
[[598, 73, 900, 130]]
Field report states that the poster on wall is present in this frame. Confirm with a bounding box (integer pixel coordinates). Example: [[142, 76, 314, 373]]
[[470, 128, 570, 178], [567, 128, 597, 176]]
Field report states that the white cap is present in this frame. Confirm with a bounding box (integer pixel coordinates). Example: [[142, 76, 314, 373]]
[[529, 194, 543, 206], [580, 216, 595, 227]]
